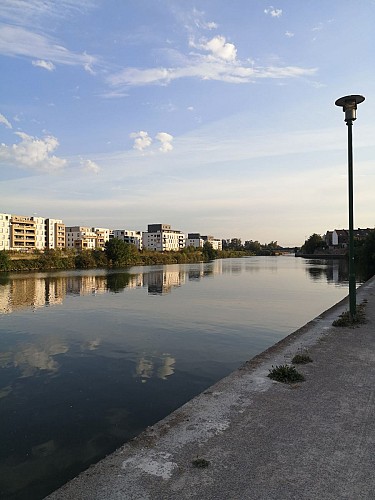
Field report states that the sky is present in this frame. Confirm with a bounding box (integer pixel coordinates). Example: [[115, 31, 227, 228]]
[[0, 0, 374, 246]]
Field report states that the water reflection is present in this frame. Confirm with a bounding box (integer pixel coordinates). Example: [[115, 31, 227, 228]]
[[0, 258, 349, 315], [305, 259, 349, 283], [0, 257, 353, 499]]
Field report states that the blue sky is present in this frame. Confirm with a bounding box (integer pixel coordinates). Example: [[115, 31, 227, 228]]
[[0, 0, 374, 246]]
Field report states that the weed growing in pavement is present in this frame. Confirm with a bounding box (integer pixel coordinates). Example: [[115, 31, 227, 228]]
[[268, 364, 305, 383], [292, 352, 313, 364], [332, 300, 367, 327], [192, 457, 210, 468]]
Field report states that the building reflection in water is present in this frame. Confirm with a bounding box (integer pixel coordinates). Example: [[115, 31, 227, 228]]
[[0, 258, 350, 316]]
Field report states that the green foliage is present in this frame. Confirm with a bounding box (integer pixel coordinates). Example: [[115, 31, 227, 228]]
[[301, 233, 326, 254], [75, 250, 97, 269], [202, 241, 217, 260], [192, 457, 210, 468], [332, 300, 367, 327], [104, 238, 135, 267], [268, 364, 305, 383], [357, 229, 375, 279], [292, 352, 313, 364], [0, 251, 10, 271]]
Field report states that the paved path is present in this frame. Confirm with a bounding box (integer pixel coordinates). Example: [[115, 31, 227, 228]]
[[46, 276, 375, 500]]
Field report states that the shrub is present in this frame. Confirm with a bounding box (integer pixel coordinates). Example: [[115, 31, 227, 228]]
[[268, 364, 305, 383]]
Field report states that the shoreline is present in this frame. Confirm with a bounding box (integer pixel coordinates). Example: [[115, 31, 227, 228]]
[[46, 275, 375, 499]]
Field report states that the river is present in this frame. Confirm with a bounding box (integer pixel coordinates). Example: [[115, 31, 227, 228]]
[[0, 256, 352, 499]]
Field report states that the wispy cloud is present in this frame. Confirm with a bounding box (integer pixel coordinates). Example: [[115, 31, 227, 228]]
[[285, 31, 294, 38], [0, 0, 97, 26], [32, 59, 55, 71], [0, 24, 97, 72], [0, 112, 12, 129], [0, 131, 66, 172], [264, 6, 283, 18], [80, 158, 100, 174], [108, 33, 316, 88]]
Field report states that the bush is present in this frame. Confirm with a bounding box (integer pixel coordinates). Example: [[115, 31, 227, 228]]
[[0, 251, 10, 271], [268, 364, 305, 383]]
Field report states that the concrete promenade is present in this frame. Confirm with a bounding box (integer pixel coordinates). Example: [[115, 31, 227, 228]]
[[47, 276, 375, 500]]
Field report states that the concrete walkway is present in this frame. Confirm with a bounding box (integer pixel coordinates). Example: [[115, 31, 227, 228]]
[[46, 276, 375, 500]]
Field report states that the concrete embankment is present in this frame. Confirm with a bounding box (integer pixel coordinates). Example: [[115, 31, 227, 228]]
[[46, 276, 375, 500]]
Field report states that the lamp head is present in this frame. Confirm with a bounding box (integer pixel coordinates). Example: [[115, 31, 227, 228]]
[[335, 95, 365, 122]]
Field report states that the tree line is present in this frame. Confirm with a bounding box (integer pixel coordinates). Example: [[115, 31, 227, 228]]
[[301, 231, 375, 279], [0, 238, 287, 273]]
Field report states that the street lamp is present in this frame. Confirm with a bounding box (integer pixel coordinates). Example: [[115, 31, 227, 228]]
[[335, 94, 365, 319]]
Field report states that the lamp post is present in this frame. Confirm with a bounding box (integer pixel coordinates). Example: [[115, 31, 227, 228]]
[[335, 94, 365, 319]]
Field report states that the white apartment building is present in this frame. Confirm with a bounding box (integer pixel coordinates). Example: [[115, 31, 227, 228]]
[[45, 219, 65, 249], [92, 227, 111, 249], [112, 229, 143, 250], [142, 224, 185, 252], [186, 233, 222, 251], [33, 217, 46, 250], [0, 213, 11, 251], [65, 226, 97, 250]]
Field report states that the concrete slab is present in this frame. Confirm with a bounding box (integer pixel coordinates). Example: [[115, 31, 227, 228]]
[[46, 276, 375, 500]]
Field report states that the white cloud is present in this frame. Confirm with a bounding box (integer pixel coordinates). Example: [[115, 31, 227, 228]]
[[0, 113, 12, 129], [0, 25, 97, 71], [264, 6, 283, 18], [32, 59, 55, 71], [81, 158, 100, 174], [0, 131, 66, 172], [285, 31, 294, 38], [108, 31, 316, 88], [198, 35, 237, 62], [108, 60, 316, 87], [130, 131, 153, 151], [156, 132, 174, 153]]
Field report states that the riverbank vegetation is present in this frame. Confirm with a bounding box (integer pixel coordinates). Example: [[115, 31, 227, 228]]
[[300, 230, 375, 280], [0, 238, 288, 273]]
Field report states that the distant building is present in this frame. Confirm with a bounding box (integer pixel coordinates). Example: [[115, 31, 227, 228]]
[[112, 229, 143, 250], [186, 233, 222, 251], [65, 226, 97, 250], [92, 227, 111, 249], [46, 219, 65, 249], [325, 228, 373, 249], [0, 213, 11, 251], [142, 224, 185, 252]]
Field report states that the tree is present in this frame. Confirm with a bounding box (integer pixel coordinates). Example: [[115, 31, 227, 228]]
[[302, 234, 326, 254], [358, 229, 375, 278], [202, 241, 217, 260], [104, 238, 134, 266], [0, 251, 10, 271]]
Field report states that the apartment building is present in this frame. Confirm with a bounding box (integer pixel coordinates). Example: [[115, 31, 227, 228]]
[[46, 219, 65, 249], [112, 229, 143, 250], [186, 233, 222, 251], [9, 215, 37, 251], [0, 213, 11, 251], [142, 224, 185, 252], [65, 226, 97, 250], [92, 227, 111, 249]]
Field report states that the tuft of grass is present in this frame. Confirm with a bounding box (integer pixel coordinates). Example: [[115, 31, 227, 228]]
[[332, 301, 367, 327], [268, 364, 305, 383], [192, 457, 210, 468], [292, 352, 313, 364]]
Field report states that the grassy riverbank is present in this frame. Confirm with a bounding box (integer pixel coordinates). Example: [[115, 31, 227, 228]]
[[0, 248, 249, 273]]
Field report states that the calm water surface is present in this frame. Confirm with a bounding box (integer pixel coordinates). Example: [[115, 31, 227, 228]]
[[0, 256, 351, 499]]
